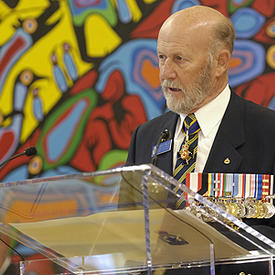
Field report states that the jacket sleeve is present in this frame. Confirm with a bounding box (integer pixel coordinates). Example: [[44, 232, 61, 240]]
[[125, 126, 139, 166]]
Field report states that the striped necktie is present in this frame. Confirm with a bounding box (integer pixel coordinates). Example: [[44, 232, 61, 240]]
[[173, 113, 201, 209]]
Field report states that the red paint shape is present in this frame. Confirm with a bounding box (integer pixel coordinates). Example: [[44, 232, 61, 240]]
[[102, 70, 124, 101], [254, 17, 275, 44], [90, 104, 114, 121], [70, 70, 147, 171], [0, 131, 15, 160], [0, 36, 25, 78], [200, 1, 228, 17], [131, 0, 174, 39], [75, 0, 101, 8], [70, 119, 112, 171], [252, 0, 275, 17], [0, 129, 41, 181], [109, 95, 147, 149], [70, 70, 98, 95]]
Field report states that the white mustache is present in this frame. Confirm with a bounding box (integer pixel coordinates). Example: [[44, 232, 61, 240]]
[[161, 80, 183, 90]]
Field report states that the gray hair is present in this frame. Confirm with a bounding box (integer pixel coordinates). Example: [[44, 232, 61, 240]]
[[211, 17, 236, 55]]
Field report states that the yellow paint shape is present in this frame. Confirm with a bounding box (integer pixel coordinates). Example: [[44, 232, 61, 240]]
[[85, 15, 121, 57], [266, 21, 275, 38], [144, 0, 157, 3], [126, 0, 142, 22], [0, 1, 92, 142], [0, 0, 48, 44], [266, 45, 275, 69]]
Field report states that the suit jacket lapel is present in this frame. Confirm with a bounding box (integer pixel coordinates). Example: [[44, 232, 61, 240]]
[[204, 91, 245, 173], [154, 112, 178, 176]]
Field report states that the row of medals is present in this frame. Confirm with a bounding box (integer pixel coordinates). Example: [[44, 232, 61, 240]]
[[179, 137, 275, 220], [187, 197, 275, 221]]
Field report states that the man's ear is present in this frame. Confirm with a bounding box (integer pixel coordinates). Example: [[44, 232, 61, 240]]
[[215, 49, 231, 77]]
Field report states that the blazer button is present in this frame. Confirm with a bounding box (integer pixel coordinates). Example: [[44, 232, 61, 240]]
[[224, 157, 230, 165]]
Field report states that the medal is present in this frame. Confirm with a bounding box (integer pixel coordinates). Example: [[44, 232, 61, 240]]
[[216, 199, 227, 212], [223, 200, 232, 215], [260, 175, 275, 219], [179, 143, 192, 164], [236, 199, 246, 218], [178, 128, 195, 164], [229, 201, 239, 217], [256, 200, 267, 219], [244, 199, 257, 218], [263, 201, 275, 219]]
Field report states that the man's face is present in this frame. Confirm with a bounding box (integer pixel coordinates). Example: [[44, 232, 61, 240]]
[[157, 23, 215, 114]]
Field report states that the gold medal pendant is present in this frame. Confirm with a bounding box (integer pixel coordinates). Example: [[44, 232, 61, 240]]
[[179, 143, 192, 164], [256, 200, 267, 219]]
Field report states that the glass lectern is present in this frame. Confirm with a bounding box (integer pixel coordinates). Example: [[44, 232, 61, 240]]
[[0, 164, 274, 274]]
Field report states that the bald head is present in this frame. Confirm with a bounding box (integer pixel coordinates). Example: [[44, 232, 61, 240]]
[[157, 6, 235, 114], [159, 6, 235, 54]]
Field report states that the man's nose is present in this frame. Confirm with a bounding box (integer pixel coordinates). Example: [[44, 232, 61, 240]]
[[159, 60, 176, 80]]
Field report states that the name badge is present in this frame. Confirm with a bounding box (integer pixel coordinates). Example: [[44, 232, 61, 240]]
[[152, 139, 172, 156]]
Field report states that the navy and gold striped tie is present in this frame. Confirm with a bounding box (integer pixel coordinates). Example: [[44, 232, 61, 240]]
[[173, 113, 201, 209]]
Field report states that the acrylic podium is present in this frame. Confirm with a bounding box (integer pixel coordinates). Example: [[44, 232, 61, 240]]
[[0, 164, 274, 274]]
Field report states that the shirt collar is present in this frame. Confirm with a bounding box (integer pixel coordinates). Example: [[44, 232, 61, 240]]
[[176, 85, 231, 137]]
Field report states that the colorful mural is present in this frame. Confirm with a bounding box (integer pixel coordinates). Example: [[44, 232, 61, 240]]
[[1, 0, 274, 182], [0, 0, 275, 272]]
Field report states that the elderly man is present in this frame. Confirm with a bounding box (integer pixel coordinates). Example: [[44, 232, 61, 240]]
[[124, 5, 275, 275], [127, 6, 274, 175]]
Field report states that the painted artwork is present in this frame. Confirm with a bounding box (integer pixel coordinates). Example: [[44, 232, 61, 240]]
[[0, 0, 274, 271]]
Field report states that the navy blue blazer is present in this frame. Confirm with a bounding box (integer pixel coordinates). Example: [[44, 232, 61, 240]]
[[126, 91, 275, 175], [126, 91, 275, 229]]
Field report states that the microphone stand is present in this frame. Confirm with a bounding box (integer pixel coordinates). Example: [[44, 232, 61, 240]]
[[151, 129, 170, 166], [0, 147, 37, 169]]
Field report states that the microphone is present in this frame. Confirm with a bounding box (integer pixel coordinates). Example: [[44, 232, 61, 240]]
[[24, 147, 37, 156], [151, 129, 170, 166], [0, 146, 37, 169]]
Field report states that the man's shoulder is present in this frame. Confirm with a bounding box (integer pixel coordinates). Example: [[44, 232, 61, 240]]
[[232, 92, 275, 122], [244, 99, 275, 126]]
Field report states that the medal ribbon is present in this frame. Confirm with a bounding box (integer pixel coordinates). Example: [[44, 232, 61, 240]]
[[250, 174, 256, 199], [224, 173, 233, 198], [255, 174, 262, 200], [214, 173, 221, 198], [236, 174, 244, 198], [261, 174, 270, 199], [177, 172, 202, 208], [232, 174, 239, 197], [207, 173, 215, 197]]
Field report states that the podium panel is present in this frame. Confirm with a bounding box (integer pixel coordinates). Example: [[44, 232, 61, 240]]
[[0, 164, 274, 274]]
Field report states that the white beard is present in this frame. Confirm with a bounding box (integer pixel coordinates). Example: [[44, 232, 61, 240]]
[[161, 62, 213, 114]]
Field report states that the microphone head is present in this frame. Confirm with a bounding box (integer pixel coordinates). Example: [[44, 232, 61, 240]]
[[160, 129, 170, 142], [24, 147, 37, 156]]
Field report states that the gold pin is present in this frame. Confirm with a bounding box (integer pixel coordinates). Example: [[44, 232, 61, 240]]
[[224, 158, 230, 165]]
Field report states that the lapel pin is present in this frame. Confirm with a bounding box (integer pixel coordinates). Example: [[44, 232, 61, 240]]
[[224, 158, 230, 165]]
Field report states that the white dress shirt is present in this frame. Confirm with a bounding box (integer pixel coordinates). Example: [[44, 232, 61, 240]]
[[173, 85, 231, 172]]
